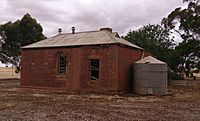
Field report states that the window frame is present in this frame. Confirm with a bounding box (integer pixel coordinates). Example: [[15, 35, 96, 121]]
[[90, 59, 100, 80], [58, 54, 67, 75]]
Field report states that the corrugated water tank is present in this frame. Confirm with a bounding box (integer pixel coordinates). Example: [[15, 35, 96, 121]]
[[134, 56, 168, 95]]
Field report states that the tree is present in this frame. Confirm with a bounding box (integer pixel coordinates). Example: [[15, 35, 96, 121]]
[[19, 13, 45, 46], [162, 0, 200, 76], [0, 13, 46, 66], [162, 0, 200, 40], [124, 24, 175, 68]]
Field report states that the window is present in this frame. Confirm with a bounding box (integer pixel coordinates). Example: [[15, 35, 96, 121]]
[[58, 55, 66, 75], [90, 59, 99, 80]]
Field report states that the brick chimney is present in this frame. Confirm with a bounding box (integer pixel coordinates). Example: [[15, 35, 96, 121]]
[[100, 27, 112, 33]]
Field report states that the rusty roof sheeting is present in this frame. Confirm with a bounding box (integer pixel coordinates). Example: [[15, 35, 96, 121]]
[[22, 30, 143, 50]]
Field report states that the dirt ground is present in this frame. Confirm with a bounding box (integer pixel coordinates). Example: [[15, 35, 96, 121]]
[[0, 79, 200, 121]]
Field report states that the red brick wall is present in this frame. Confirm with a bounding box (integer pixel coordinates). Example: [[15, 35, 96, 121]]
[[78, 45, 119, 92], [117, 45, 144, 92], [21, 48, 71, 88], [21, 44, 145, 93], [21, 45, 119, 92]]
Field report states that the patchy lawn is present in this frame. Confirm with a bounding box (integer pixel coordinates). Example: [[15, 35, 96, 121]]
[[0, 79, 200, 121]]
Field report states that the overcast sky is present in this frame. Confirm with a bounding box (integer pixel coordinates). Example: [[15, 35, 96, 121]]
[[0, 0, 184, 37]]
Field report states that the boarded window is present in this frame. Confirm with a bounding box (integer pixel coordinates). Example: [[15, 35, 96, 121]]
[[58, 55, 66, 75], [90, 59, 99, 80]]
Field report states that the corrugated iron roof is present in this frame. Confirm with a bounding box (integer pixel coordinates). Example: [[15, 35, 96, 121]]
[[22, 30, 143, 50], [135, 56, 166, 64]]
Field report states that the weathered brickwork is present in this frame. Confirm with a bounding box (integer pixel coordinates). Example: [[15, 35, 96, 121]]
[[21, 44, 144, 93]]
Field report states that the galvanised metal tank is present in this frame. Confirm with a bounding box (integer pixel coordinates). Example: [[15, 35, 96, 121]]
[[134, 56, 168, 95]]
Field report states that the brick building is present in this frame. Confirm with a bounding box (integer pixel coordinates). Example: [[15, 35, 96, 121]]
[[21, 28, 148, 93]]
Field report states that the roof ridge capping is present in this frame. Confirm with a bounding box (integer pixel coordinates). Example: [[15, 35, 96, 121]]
[[60, 27, 113, 34]]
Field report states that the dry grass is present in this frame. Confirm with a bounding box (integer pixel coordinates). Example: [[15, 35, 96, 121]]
[[0, 67, 20, 79], [0, 79, 200, 120]]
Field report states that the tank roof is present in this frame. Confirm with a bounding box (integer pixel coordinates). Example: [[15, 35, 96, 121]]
[[135, 56, 166, 64]]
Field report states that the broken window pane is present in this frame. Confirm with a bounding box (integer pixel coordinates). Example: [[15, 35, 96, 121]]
[[90, 59, 99, 80]]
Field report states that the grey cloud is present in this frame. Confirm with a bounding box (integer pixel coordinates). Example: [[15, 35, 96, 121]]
[[5, 0, 68, 24], [0, 0, 183, 37]]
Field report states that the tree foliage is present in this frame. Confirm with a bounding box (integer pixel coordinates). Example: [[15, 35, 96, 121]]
[[162, 0, 200, 40], [124, 24, 175, 68], [0, 13, 46, 66], [162, 0, 200, 75]]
